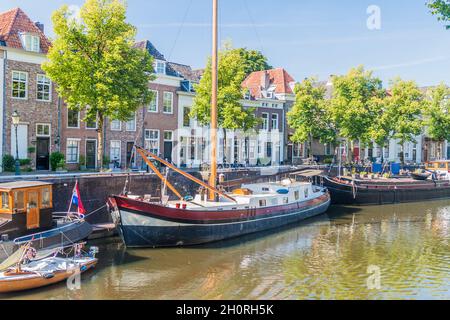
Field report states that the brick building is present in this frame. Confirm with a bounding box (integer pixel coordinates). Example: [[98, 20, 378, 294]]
[[0, 8, 58, 171]]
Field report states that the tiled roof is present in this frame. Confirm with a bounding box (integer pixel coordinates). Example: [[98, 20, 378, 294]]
[[168, 62, 202, 82], [242, 68, 296, 99], [0, 7, 51, 53], [134, 40, 166, 61]]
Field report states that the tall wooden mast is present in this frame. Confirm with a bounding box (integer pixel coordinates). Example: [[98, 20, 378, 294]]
[[209, 0, 218, 201]]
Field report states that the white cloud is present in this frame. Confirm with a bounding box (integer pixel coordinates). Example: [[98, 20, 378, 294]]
[[371, 56, 450, 71]]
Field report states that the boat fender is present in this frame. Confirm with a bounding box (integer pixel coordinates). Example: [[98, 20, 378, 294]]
[[43, 273, 55, 279], [80, 265, 87, 272]]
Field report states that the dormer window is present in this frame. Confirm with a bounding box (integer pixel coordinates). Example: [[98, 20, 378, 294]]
[[155, 60, 166, 74], [266, 91, 273, 99], [244, 90, 251, 100], [20, 33, 40, 52]]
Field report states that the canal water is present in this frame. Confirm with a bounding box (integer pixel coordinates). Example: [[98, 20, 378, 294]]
[[2, 200, 449, 300]]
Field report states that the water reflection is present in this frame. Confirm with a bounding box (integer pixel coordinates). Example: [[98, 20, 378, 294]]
[[1, 200, 449, 300]]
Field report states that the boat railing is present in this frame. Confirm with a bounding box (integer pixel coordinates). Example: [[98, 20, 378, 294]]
[[13, 219, 84, 245]]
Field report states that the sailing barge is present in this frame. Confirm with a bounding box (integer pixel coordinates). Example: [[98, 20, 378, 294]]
[[109, 150, 330, 247], [322, 161, 450, 205]]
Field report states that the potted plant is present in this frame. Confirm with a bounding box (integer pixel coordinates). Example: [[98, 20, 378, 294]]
[[56, 159, 67, 173], [50, 152, 65, 171], [78, 154, 87, 171]]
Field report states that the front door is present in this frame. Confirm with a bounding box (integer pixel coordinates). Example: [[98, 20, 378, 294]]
[[26, 191, 40, 229], [86, 140, 96, 169], [126, 142, 135, 168], [36, 137, 50, 170], [164, 141, 173, 163]]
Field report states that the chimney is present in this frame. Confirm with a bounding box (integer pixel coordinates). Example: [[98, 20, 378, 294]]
[[35, 21, 44, 33], [260, 71, 270, 89]]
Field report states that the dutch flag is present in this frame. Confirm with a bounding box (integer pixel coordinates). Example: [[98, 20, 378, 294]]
[[71, 181, 86, 217]]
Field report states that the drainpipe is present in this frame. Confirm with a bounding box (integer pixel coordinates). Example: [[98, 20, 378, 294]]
[[1, 50, 7, 170], [141, 106, 146, 170], [57, 97, 62, 152]]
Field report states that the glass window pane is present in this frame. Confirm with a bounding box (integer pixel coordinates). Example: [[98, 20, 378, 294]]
[[14, 191, 24, 210]]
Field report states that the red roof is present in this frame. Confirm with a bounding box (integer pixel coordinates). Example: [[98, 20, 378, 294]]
[[0, 7, 51, 53], [242, 68, 296, 99]]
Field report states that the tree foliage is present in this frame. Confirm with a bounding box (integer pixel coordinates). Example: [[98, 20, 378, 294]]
[[287, 78, 335, 157], [235, 48, 272, 76], [329, 66, 386, 144], [428, 0, 450, 29], [43, 0, 154, 169], [384, 78, 425, 162], [191, 48, 259, 131], [425, 83, 450, 141]]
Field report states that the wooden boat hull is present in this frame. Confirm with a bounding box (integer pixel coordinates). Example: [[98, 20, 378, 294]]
[[322, 176, 450, 205], [0, 259, 97, 294], [109, 193, 331, 248]]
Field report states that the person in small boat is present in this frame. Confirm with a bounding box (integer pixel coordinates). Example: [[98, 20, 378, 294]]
[[74, 243, 84, 258], [22, 247, 37, 265]]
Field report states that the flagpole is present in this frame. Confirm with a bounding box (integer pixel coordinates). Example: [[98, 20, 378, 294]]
[[67, 181, 77, 218]]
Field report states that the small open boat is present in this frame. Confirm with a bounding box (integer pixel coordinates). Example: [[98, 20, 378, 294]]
[[0, 243, 98, 293]]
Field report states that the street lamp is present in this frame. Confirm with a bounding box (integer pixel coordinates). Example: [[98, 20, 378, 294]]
[[11, 110, 20, 176]]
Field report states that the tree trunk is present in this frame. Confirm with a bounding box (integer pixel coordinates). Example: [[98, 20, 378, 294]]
[[400, 141, 405, 165], [97, 114, 104, 171], [222, 128, 227, 164], [308, 133, 313, 160]]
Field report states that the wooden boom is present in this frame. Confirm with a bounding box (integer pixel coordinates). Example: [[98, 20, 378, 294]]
[[135, 147, 183, 201], [135, 146, 237, 203]]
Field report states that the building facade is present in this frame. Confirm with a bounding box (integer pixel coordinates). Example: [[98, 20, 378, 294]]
[[0, 8, 58, 171]]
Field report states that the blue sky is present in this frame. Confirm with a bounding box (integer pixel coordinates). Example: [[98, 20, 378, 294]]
[[2, 0, 449, 86]]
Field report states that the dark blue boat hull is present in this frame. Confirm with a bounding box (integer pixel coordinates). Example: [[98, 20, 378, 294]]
[[116, 199, 330, 248]]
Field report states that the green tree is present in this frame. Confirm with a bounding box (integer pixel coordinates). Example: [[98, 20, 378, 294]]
[[428, 0, 450, 29], [191, 48, 259, 163], [425, 83, 450, 159], [329, 66, 385, 161], [367, 96, 392, 161], [43, 0, 154, 169], [287, 78, 336, 158], [236, 48, 272, 76], [384, 78, 425, 164]]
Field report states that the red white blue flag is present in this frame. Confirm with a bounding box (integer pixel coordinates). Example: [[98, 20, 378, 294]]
[[71, 181, 86, 215]]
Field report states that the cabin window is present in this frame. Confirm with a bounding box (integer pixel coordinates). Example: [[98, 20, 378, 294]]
[[1, 192, 9, 209], [439, 162, 446, 169], [304, 188, 309, 198], [283, 197, 289, 204], [259, 199, 267, 207], [294, 191, 300, 200], [14, 191, 24, 210], [262, 187, 269, 192], [42, 188, 51, 208]]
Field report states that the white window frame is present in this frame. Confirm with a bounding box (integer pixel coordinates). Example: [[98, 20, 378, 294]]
[[125, 113, 136, 132], [110, 140, 121, 163], [36, 123, 51, 137], [20, 33, 40, 53], [148, 90, 158, 113], [164, 130, 173, 142], [163, 92, 173, 114], [85, 113, 98, 130], [36, 74, 52, 101], [67, 109, 80, 129], [145, 129, 160, 155], [110, 119, 121, 131], [11, 71, 28, 99], [155, 60, 166, 74], [271, 113, 278, 130], [66, 138, 80, 164], [261, 113, 269, 131]]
